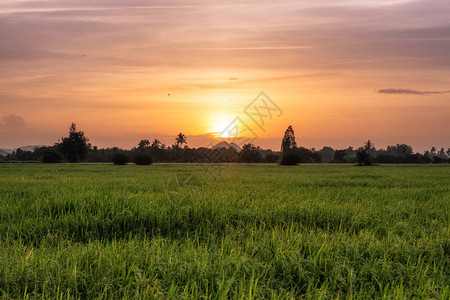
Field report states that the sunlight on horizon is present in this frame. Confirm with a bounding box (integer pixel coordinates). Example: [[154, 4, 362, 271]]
[[210, 114, 236, 138]]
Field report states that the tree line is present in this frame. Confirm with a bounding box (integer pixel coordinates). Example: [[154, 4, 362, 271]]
[[0, 123, 448, 165], [278, 126, 449, 165]]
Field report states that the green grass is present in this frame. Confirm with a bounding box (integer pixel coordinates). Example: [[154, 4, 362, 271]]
[[0, 163, 449, 299]]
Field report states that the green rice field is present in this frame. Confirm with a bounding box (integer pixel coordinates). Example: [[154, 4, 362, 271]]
[[0, 163, 449, 299]]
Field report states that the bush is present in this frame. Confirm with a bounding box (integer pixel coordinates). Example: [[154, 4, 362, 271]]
[[42, 151, 62, 163], [134, 154, 153, 165], [112, 153, 128, 165], [280, 150, 301, 166]]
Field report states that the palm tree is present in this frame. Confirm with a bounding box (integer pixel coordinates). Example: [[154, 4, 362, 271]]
[[138, 139, 150, 150], [150, 139, 162, 162], [175, 133, 187, 148], [151, 139, 162, 149]]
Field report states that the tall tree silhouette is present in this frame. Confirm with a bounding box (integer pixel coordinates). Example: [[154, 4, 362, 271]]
[[356, 139, 375, 166], [281, 125, 297, 153], [150, 139, 162, 161], [151, 139, 162, 149], [365, 140, 375, 152], [175, 133, 187, 148], [58, 123, 90, 162]]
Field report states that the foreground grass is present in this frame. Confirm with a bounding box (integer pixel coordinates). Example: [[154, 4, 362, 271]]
[[0, 163, 449, 299]]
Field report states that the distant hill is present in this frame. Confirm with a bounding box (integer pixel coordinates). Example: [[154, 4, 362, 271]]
[[212, 141, 241, 152], [0, 148, 13, 155], [20, 145, 47, 152], [0, 145, 48, 155]]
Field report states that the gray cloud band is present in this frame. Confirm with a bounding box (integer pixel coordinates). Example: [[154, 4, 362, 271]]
[[378, 89, 450, 95]]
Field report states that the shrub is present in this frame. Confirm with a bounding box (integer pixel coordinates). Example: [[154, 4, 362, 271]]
[[280, 150, 301, 166], [42, 151, 62, 163], [134, 154, 153, 165], [112, 153, 128, 165]]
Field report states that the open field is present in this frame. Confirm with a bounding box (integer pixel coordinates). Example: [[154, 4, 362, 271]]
[[0, 163, 449, 299]]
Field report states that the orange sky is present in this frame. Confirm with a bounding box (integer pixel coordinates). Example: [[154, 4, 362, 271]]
[[0, 0, 449, 152]]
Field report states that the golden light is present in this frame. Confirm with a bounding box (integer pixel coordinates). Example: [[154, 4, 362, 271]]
[[210, 114, 235, 138]]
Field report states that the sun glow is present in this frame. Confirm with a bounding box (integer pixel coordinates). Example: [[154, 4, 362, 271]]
[[211, 114, 235, 138]]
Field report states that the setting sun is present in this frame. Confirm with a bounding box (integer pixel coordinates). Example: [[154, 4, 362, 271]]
[[211, 114, 235, 138]]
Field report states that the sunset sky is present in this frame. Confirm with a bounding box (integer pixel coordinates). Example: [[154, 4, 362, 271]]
[[1, 0, 449, 152]]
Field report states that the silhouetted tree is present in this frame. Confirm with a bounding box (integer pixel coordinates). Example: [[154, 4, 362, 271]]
[[365, 140, 375, 152], [334, 150, 347, 163], [148, 139, 162, 161], [151, 139, 162, 149], [175, 133, 187, 148], [356, 140, 375, 166], [319, 146, 335, 162], [281, 126, 297, 153], [138, 139, 150, 150], [11, 148, 34, 161], [297, 147, 321, 163], [239, 143, 262, 163], [58, 123, 90, 162], [356, 149, 371, 166], [386, 144, 413, 157]]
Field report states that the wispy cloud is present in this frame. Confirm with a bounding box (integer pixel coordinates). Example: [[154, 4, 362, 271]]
[[377, 88, 450, 95], [184, 46, 314, 50], [0, 6, 193, 15]]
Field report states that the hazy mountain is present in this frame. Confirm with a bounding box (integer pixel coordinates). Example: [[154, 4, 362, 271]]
[[212, 141, 241, 152], [20, 145, 47, 151], [0, 145, 48, 155], [0, 148, 13, 155]]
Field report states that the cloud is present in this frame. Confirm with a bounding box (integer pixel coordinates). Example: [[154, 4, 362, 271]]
[[0, 114, 26, 131], [377, 88, 450, 95], [0, 114, 28, 147]]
